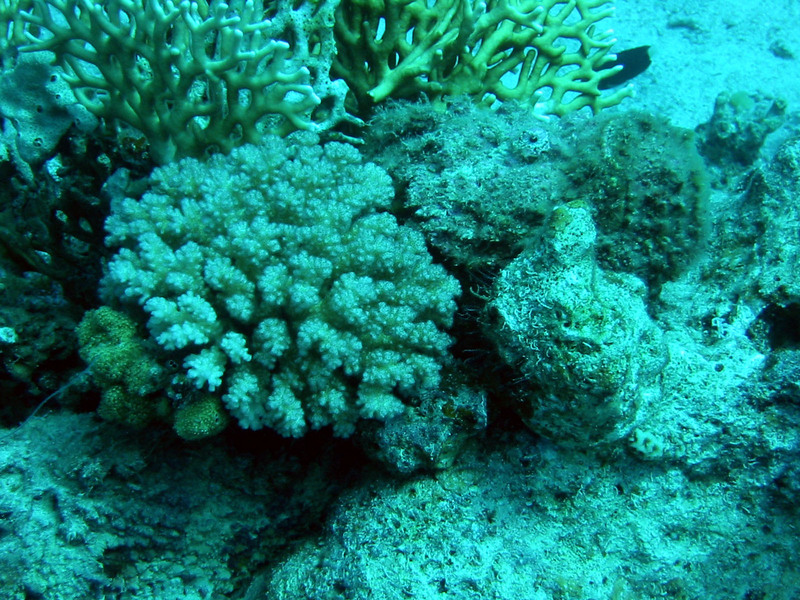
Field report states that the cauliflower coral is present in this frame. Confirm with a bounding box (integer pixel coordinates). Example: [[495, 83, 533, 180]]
[[98, 132, 460, 437]]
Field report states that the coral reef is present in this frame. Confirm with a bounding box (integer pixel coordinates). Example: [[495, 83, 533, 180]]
[[172, 393, 229, 441], [1, 0, 800, 593], [264, 427, 800, 600], [358, 371, 488, 474], [0, 53, 96, 179], [0, 118, 138, 420], [0, 267, 83, 422], [8, 0, 631, 164], [365, 104, 708, 298], [748, 137, 800, 305]]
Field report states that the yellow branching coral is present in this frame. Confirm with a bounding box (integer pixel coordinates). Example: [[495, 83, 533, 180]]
[[18, 0, 355, 163], [334, 0, 632, 116]]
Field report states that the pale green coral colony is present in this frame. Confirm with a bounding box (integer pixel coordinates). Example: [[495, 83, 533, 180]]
[[101, 133, 460, 437]]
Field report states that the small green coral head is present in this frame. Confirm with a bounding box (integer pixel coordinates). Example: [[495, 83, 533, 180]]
[[77, 307, 166, 428], [173, 395, 230, 440], [334, 0, 631, 116], [77, 307, 143, 388]]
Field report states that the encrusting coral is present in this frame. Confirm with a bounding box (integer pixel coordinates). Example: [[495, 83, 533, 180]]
[[76, 306, 165, 429]]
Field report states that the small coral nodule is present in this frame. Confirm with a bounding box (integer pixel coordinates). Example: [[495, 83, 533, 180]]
[[173, 395, 230, 441]]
